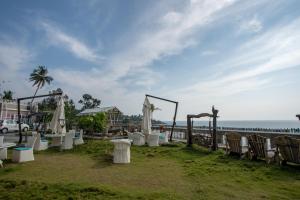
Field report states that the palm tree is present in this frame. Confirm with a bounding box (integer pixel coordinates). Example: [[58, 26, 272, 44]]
[[29, 66, 53, 104], [2, 90, 13, 101]]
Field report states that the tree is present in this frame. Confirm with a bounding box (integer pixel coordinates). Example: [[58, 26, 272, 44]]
[[38, 88, 63, 111], [29, 66, 53, 104], [78, 94, 101, 110], [78, 112, 106, 134], [65, 99, 79, 131], [2, 90, 13, 101]]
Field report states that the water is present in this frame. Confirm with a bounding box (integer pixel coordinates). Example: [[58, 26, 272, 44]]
[[164, 120, 300, 129]]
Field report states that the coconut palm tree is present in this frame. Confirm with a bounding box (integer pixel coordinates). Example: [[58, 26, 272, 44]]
[[2, 90, 13, 101], [29, 66, 53, 104]]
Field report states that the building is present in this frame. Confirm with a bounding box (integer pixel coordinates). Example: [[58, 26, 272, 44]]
[[0, 100, 31, 121], [78, 106, 123, 129]]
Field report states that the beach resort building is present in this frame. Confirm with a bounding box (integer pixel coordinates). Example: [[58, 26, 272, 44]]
[[78, 106, 123, 130]]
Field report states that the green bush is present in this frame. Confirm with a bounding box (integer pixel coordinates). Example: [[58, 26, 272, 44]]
[[78, 112, 106, 134]]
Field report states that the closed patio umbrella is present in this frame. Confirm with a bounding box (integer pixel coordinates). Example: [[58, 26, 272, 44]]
[[49, 96, 66, 134], [142, 97, 152, 136]]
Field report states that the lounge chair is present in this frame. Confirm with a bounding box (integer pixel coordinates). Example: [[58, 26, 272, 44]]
[[12, 135, 37, 163], [74, 130, 84, 145], [274, 136, 300, 165], [33, 132, 48, 151], [247, 134, 276, 164], [225, 132, 245, 158]]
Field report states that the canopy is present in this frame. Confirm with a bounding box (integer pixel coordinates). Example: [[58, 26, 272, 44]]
[[49, 96, 66, 134], [142, 97, 152, 135]]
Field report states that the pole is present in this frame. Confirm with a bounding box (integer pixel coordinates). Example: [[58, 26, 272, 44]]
[[170, 102, 178, 142], [17, 99, 22, 144], [212, 106, 218, 151], [187, 115, 192, 147]]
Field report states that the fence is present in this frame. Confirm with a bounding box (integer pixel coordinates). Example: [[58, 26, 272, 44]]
[[152, 125, 300, 148]]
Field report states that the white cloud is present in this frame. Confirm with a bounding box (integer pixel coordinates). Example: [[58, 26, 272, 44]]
[[0, 43, 31, 71], [107, 0, 237, 81], [172, 17, 300, 103], [239, 15, 263, 33], [41, 22, 104, 63], [49, 0, 237, 115]]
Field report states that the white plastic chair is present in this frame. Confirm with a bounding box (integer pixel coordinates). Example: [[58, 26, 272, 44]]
[[33, 132, 48, 151], [61, 131, 75, 150], [0, 160, 3, 168], [12, 135, 37, 163], [111, 139, 131, 164], [127, 132, 134, 141], [147, 134, 160, 147], [132, 132, 145, 146], [74, 130, 84, 145], [159, 132, 169, 144], [0, 136, 6, 160]]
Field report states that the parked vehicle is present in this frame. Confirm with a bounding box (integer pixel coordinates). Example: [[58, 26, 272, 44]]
[[0, 119, 30, 134]]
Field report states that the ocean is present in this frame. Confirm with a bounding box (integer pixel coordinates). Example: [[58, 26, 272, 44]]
[[164, 120, 300, 129]]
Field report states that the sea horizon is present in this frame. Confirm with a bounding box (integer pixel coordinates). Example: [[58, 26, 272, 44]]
[[163, 120, 300, 129]]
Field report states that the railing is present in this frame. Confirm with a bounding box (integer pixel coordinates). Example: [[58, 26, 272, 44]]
[[152, 125, 300, 148]]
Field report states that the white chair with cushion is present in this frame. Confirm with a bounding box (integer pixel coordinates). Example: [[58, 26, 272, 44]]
[[74, 130, 84, 145], [12, 135, 37, 163], [132, 132, 145, 146], [147, 134, 160, 147], [111, 139, 131, 164], [33, 132, 48, 151], [0, 136, 7, 160], [61, 131, 75, 150], [159, 132, 169, 144]]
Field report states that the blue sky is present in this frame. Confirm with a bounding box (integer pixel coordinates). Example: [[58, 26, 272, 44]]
[[0, 0, 300, 120]]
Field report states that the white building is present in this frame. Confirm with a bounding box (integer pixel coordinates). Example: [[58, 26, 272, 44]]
[[0, 100, 31, 121]]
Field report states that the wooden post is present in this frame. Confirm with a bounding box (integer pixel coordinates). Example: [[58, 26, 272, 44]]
[[17, 99, 22, 144], [187, 115, 192, 147], [170, 102, 178, 142], [212, 106, 218, 151]]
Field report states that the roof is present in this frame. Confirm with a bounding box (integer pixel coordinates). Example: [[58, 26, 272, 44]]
[[78, 106, 122, 116]]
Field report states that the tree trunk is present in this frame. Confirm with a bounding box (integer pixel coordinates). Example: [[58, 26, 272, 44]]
[[30, 85, 40, 107]]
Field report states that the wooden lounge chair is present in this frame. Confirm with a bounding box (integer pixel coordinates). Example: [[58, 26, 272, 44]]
[[274, 136, 300, 165], [247, 134, 276, 164], [225, 132, 244, 158]]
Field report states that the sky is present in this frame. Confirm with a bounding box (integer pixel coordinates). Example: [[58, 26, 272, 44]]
[[0, 0, 300, 121]]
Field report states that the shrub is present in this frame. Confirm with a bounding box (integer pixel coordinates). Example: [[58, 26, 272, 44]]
[[78, 112, 106, 134]]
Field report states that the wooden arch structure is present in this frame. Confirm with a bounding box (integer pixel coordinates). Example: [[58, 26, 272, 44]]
[[187, 106, 219, 151]]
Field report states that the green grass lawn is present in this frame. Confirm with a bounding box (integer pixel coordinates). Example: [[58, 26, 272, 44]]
[[1, 140, 300, 200]]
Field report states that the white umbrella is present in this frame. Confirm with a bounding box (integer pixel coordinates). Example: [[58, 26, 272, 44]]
[[142, 97, 152, 136], [49, 96, 66, 134]]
